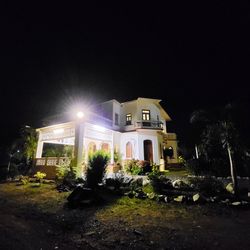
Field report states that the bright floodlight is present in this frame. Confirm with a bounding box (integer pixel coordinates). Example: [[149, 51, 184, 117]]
[[76, 111, 84, 119]]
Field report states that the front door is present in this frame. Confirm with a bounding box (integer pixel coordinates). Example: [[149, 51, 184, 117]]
[[144, 140, 153, 162]]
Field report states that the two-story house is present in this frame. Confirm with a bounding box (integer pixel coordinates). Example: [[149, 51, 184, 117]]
[[35, 97, 178, 177]]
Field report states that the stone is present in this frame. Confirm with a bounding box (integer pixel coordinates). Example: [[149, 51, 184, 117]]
[[226, 183, 234, 194], [172, 179, 184, 189], [231, 201, 241, 206], [67, 186, 95, 207], [174, 195, 184, 202], [133, 229, 143, 236], [147, 193, 155, 199], [193, 193, 200, 202], [164, 196, 170, 203]]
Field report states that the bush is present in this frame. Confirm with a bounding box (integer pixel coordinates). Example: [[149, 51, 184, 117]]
[[34, 171, 46, 183], [86, 150, 110, 189], [55, 159, 81, 190], [9, 163, 19, 179], [0, 165, 8, 181], [185, 157, 230, 177], [124, 159, 151, 175], [188, 177, 225, 196]]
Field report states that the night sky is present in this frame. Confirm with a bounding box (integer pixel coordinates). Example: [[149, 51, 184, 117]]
[[1, 2, 250, 157]]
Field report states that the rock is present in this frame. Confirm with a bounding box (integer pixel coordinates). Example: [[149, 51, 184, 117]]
[[67, 186, 95, 207], [135, 191, 147, 199], [127, 191, 136, 198], [164, 196, 170, 203], [172, 179, 185, 189], [193, 193, 200, 202], [221, 199, 230, 204], [142, 177, 150, 186], [226, 183, 234, 194], [174, 195, 184, 202], [147, 193, 155, 199], [231, 201, 241, 206], [43, 179, 55, 184], [84, 231, 96, 236], [133, 229, 143, 236]]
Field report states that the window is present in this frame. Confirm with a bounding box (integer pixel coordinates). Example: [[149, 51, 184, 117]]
[[142, 109, 150, 121], [88, 142, 96, 155], [101, 143, 110, 153], [126, 142, 133, 158], [126, 113, 132, 125], [115, 113, 119, 125]]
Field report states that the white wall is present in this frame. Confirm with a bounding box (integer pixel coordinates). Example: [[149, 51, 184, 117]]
[[120, 130, 161, 164], [120, 132, 139, 160]]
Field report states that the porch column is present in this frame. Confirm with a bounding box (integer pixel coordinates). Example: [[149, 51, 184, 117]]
[[74, 122, 85, 177], [36, 131, 43, 158], [110, 131, 114, 164]]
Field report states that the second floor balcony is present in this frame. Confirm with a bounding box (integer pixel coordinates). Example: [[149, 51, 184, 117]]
[[125, 120, 164, 130]]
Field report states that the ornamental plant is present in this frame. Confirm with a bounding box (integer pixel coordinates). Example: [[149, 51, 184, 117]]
[[34, 171, 46, 184]]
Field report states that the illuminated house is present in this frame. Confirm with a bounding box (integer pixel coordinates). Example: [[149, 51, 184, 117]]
[[35, 98, 178, 177]]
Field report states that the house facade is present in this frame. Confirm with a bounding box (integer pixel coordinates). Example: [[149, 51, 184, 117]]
[[35, 98, 178, 177]]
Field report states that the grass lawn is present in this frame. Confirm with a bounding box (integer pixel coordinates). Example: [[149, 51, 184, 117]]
[[0, 182, 250, 249], [162, 167, 189, 177]]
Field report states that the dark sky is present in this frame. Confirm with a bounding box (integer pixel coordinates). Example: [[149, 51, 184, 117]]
[[0, 2, 250, 153]]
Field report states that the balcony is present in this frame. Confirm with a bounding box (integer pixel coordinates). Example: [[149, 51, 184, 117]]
[[134, 120, 164, 130]]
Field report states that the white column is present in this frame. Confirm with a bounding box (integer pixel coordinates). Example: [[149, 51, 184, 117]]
[[36, 132, 44, 158], [110, 131, 114, 164], [74, 122, 85, 177]]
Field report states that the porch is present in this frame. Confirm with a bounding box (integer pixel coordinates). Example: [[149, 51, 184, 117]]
[[34, 157, 121, 179]]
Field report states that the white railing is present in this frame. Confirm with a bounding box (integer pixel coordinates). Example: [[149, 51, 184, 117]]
[[35, 157, 71, 167]]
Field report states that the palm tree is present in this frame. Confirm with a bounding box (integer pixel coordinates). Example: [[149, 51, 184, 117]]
[[189, 109, 210, 159], [190, 105, 240, 197], [21, 125, 38, 167]]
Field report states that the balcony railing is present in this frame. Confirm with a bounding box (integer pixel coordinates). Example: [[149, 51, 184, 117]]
[[134, 120, 164, 129]]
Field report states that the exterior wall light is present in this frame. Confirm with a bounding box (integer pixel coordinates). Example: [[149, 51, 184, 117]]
[[76, 111, 84, 119]]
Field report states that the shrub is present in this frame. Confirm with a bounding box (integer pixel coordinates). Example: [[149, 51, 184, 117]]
[[34, 171, 46, 183], [188, 177, 225, 196], [55, 159, 80, 190], [185, 157, 230, 177], [86, 150, 110, 189], [9, 163, 19, 179], [0, 165, 8, 181], [124, 159, 151, 175]]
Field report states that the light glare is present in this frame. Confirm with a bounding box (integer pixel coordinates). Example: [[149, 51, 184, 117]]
[[93, 124, 106, 132], [53, 128, 64, 134], [77, 111, 84, 119]]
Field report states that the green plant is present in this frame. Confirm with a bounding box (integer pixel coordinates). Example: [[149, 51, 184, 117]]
[[34, 171, 46, 184], [20, 176, 29, 185], [188, 177, 225, 196], [114, 149, 122, 164], [124, 159, 152, 175], [86, 150, 110, 189]]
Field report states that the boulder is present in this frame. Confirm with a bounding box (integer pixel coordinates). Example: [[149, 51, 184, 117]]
[[226, 183, 234, 194], [193, 193, 200, 202], [67, 186, 95, 207], [172, 179, 185, 189], [174, 195, 184, 202]]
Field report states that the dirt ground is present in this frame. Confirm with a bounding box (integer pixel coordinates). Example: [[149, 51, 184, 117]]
[[0, 182, 250, 250]]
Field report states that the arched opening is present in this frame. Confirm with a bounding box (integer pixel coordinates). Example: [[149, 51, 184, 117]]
[[126, 142, 133, 158], [144, 140, 153, 162], [88, 142, 96, 155], [101, 143, 110, 153], [163, 146, 174, 159]]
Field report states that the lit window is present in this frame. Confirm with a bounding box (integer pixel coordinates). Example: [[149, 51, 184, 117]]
[[115, 113, 119, 125], [126, 113, 132, 125], [101, 143, 110, 153], [142, 110, 150, 121], [126, 142, 132, 158]]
